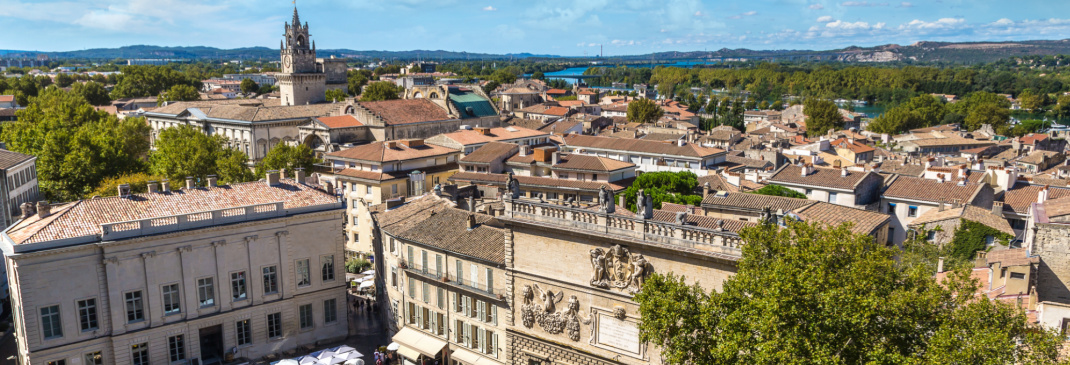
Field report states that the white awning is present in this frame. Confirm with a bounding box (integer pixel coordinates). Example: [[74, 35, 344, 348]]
[[358, 280, 374, 289], [449, 347, 502, 365], [392, 327, 447, 359]]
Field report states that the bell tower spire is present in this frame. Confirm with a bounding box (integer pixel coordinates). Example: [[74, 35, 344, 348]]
[[292, 5, 300, 28]]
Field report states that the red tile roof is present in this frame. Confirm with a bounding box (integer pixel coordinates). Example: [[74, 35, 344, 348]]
[[1002, 185, 1070, 214], [767, 165, 875, 190], [564, 134, 724, 158], [326, 141, 458, 163], [358, 99, 449, 125], [316, 115, 364, 128], [449, 172, 631, 192], [0, 95, 14, 102], [434, 126, 548, 146], [883, 176, 985, 204], [553, 154, 635, 172], [546, 89, 567, 94]]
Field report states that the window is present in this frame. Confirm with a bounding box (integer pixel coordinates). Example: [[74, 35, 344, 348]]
[[437, 287, 445, 309], [452, 292, 460, 312], [324, 299, 338, 323], [168, 335, 186, 362], [263, 266, 279, 294], [46, 361, 65, 365], [408, 277, 415, 299], [486, 330, 498, 356], [389, 237, 396, 253], [40, 305, 62, 339], [162, 284, 181, 315], [486, 268, 494, 293], [1010, 272, 1027, 280], [422, 307, 430, 330], [391, 184, 398, 195], [828, 192, 838, 203], [77, 298, 98, 331], [366, 185, 372, 195], [84, 352, 103, 365], [559, 172, 569, 179], [477, 300, 486, 322], [268, 312, 282, 338], [322, 255, 335, 281], [908, 206, 918, 218], [231, 272, 247, 300], [407, 246, 414, 268], [926, 230, 937, 242], [297, 259, 311, 287], [436, 312, 446, 336], [131, 343, 149, 365], [986, 235, 996, 246], [421, 251, 428, 274], [197, 278, 215, 307], [299, 304, 314, 329], [455, 259, 463, 283], [488, 304, 497, 325], [472, 324, 481, 349], [805, 188, 813, 196], [125, 291, 144, 323], [391, 267, 397, 288], [236, 319, 251, 346], [407, 303, 417, 324], [436, 254, 443, 277], [422, 282, 429, 303]]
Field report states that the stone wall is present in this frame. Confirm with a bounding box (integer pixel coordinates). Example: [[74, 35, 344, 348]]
[[508, 330, 620, 365], [1033, 223, 1070, 303]]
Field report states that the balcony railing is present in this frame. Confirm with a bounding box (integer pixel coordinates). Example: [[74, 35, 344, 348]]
[[400, 259, 504, 298]]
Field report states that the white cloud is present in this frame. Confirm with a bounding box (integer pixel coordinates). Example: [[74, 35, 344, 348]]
[[817, 16, 834, 22], [482, 5, 496, 11], [826, 20, 879, 30], [898, 2, 913, 7], [611, 39, 640, 46], [899, 17, 965, 30], [694, 11, 703, 16], [809, 4, 824, 9], [742, 11, 757, 16], [993, 18, 1014, 26], [841, 1, 889, 6]]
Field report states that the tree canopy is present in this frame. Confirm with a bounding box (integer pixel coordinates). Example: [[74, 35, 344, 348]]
[[627, 98, 664, 124], [750, 184, 807, 199], [803, 98, 843, 137], [71, 81, 111, 106], [254, 143, 318, 179], [149, 125, 255, 185], [156, 84, 201, 105], [240, 78, 259, 94], [361, 81, 402, 101], [616, 171, 701, 211], [111, 65, 200, 99], [0, 87, 151, 201], [633, 220, 1065, 365]]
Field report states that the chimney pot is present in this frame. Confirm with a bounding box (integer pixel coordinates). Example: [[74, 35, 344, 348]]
[[185, 177, 196, 189], [207, 175, 218, 187], [266, 170, 281, 186], [466, 213, 477, 229], [147, 181, 159, 194], [296, 168, 306, 184], [161, 180, 171, 193], [118, 184, 131, 197], [35, 201, 50, 219]]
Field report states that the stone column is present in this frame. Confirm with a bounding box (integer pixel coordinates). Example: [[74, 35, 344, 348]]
[[103, 257, 125, 335], [276, 231, 291, 299], [245, 235, 261, 305], [213, 240, 231, 312], [140, 251, 158, 327], [177, 245, 198, 320]]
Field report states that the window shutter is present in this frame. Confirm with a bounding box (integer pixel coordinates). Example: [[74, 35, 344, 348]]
[[490, 304, 497, 325], [452, 292, 459, 312], [473, 325, 481, 349], [491, 332, 498, 357]]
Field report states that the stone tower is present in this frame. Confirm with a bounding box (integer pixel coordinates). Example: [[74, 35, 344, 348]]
[[278, 7, 326, 106]]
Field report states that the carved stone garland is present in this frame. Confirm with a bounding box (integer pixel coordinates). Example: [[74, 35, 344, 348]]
[[520, 284, 591, 342]]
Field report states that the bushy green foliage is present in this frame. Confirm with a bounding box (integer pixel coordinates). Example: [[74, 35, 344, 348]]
[[156, 84, 200, 105], [1008, 119, 1050, 137], [254, 143, 318, 179], [482, 80, 500, 96], [0, 87, 151, 201], [633, 220, 1066, 364], [111, 65, 200, 98], [346, 258, 372, 274], [149, 125, 255, 184], [617, 171, 701, 211], [946, 220, 1014, 262], [750, 184, 806, 199], [626, 98, 663, 124], [87, 172, 165, 198], [361, 81, 402, 101], [71, 81, 111, 106], [803, 98, 842, 137], [239, 78, 259, 94], [325, 89, 347, 102]]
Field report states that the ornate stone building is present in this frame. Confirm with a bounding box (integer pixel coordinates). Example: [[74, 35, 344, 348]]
[[2, 174, 346, 365], [277, 7, 346, 106]]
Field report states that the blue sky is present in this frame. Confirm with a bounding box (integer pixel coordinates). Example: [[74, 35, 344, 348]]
[[2, 0, 1070, 56]]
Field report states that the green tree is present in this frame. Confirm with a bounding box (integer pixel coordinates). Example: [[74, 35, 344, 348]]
[[750, 184, 806, 199], [482, 80, 500, 96], [240, 78, 259, 94], [0, 88, 151, 201], [531, 71, 545, 80], [964, 103, 1011, 132], [149, 125, 255, 184], [55, 73, 74, 88], [803, 98, 842, 137], [627, 98, 664, 124], [633, 220, 1067, 364], [325, 89, 347, 102], [360, 81, 402, 101], [489, 69, 518, 85], [71, 81, 111, 106], [346, 258, 372, 274], [254, 143, 318, 179], [87, 172, 165, 198], [111, 65, 200, 98], [616, 171, 701, 211], [1017, 89, 1044, 112], [347, 72, 368, 96], [258, 84, 276, 95], [156, 84, 201, 105]]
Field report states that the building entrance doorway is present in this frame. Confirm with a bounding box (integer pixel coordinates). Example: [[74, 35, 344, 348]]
[[200, 324, 224, 365]]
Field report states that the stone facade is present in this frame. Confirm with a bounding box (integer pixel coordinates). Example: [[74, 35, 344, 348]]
[[1033, 223, 1070, 303]]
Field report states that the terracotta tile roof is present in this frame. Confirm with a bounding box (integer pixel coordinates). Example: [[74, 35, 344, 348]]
[[554, 154, 635, 172], [335, 163, 458, 183], [448, 172, 631, 192], [6, 179, 338, 245], [1017, 150, 1060, 165], [376, 195, 504, 264], [359, 99, 450, 125], [726, 155, 773, 170], [910, 205, 1014, 236], [906, 136, 995, 147], [0, 95, 14, 102], [564, 134, 724, 158], [650, 210, 756, 233], [540, 119, 580, 133], [657, 202, 704, 215], [546, 89, 568, 94], [1040, 196, 1070, 219], [701, 192, 816, 213], [878, 161, 925, 177], [985, 248, 1038, 268], [507, 117, 547, 131], [0, 108, 15, 117], [1019, 133, 1050, 145], [793, 201, 890, 235], [316, 115, 364, 129], [830, 138, 875, 154], [1002, 185, 1070, 214], [0, 149, 34, 170], [883, 176, 985, 204], [707, 130, 742, 142], [460, 142, 517, 164], [326, 141, 458, 163], [148, 98, 280, 116], [434, 126, 548, 147], [767, 165, 874, 190], [556, 100, 586, 107]]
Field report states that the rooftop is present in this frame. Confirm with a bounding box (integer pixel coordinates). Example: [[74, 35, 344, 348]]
[[883, 175, 985, 204], [767, 165, 873, 190], [910, 205, 1015, 236], [359, 99, 450, 125], [459, 142, 518, 164], [433, 126, 547, 147], [326, 140, 458, 163], [0, 149, 34, 170], [553, 153, 635, 172], [315, 115, 364, 129], [564, 134, 724, 159], [376, 195, 504, 264]]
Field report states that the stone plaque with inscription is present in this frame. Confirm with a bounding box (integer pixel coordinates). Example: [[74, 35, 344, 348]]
[[596, 313, 641, 354]]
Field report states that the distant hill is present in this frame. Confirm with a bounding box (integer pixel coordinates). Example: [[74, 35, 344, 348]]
[[5, 39, 1070, 64]]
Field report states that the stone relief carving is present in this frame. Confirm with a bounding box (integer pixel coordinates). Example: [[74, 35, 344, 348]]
[[589, 244, 651, 294], [520, 284, 590, 341]]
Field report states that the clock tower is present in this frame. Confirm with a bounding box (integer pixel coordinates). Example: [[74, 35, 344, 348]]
[[278, 6, 326, 106]]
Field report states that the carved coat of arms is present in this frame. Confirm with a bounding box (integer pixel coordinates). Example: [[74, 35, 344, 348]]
[[590, 244, 649, 294]]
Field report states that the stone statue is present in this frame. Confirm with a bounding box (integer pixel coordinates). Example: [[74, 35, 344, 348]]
[[589, 248, 608, 288], [627, 254, 648, 293], [635, 189, 646, 217], [520, 285, 536, 328], [598, 185, 614, 213], [506, 172, 520, 199]]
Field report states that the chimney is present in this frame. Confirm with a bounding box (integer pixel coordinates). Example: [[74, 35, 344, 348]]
[[618, 194, 625, 208], [36, 201, 50, 219], [677, 139, 685, 147], [117, 184, 131, 197], [938, 199, 945, 212], [386, 196, 406, 209], [147, 181, 159, 194], [207, 175, 218, 187], [385, 141, 397, 149], [185, 176, 196, 189], [161, 180, 171, 193], [992, 201, 1004, 217], [400, 139, 424, 148], [466, 213, 477, 229], [1038, 185, 1050, 203], [936, 173, 944, 184], [703, 182, 711, 198], [296, 168, 306, 184], [266, 170, 281, 186], [937, 257, 945, 274], [957, 177, 966, 186], [552, 152, 560, 165], [280, 169, 287, 179], [958, 164, 967, 179], [519, 145, 530, 157], [841, 168, 848, 177], [469, 194, 476, 212]]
